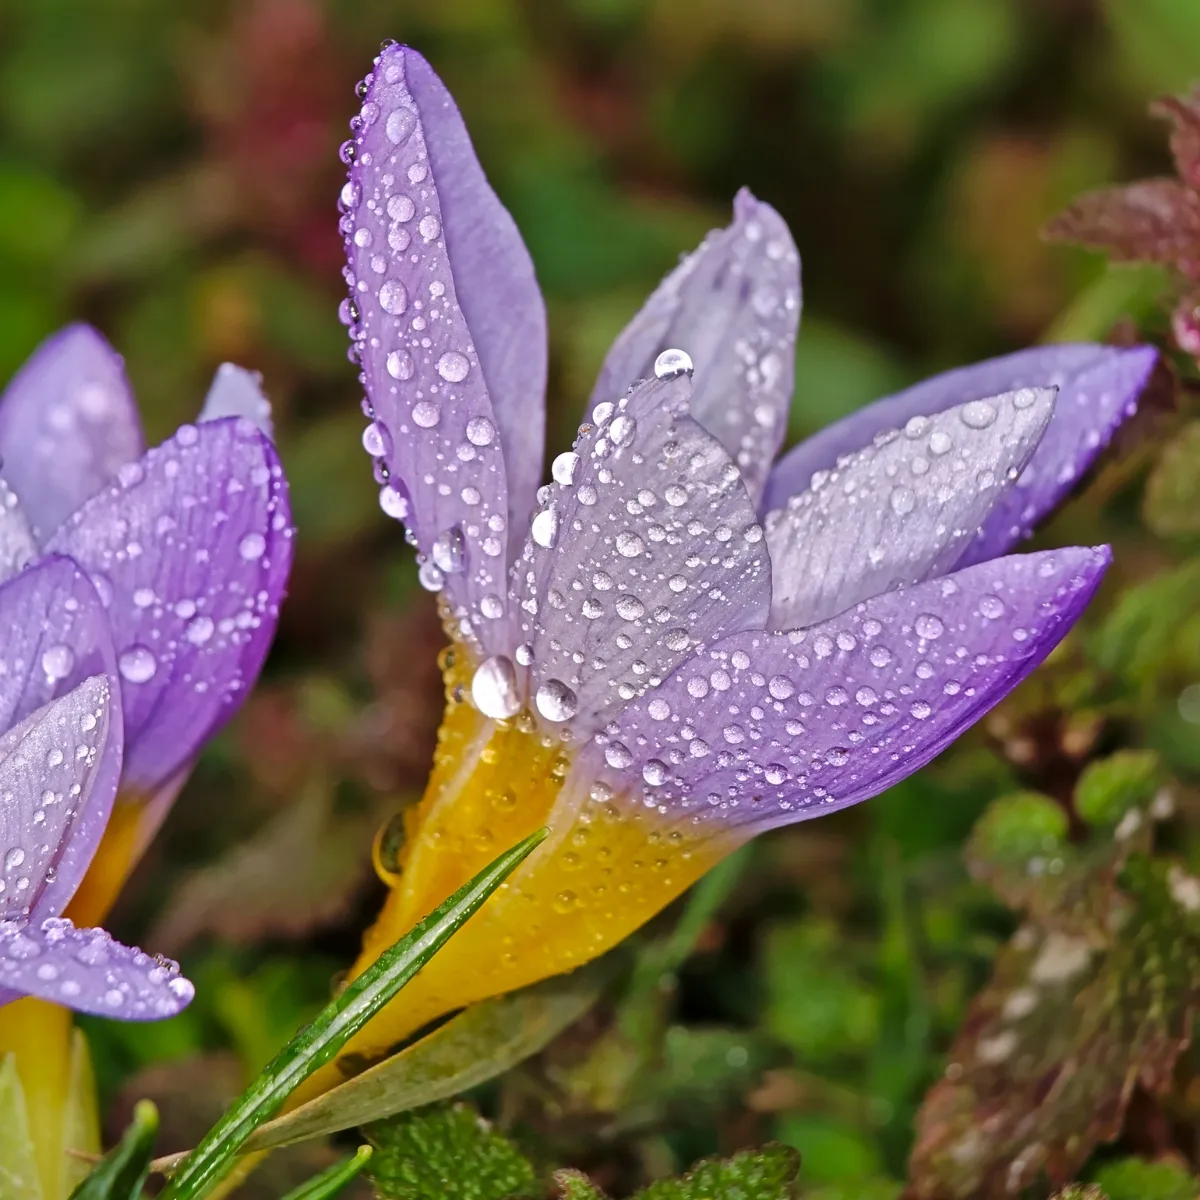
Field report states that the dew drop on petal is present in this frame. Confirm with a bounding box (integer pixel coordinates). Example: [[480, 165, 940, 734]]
[[431, 525, 466, 574], [605, 740, 633, 769], [535, 678, 578, 723], [119, 645, 157, 684], [466, 416, 496, 446], [385, 106, 416, 144], [979, 594, 1005, 619], [239, 532, 266, 561], [914, 613, 945, 639], [531, 504, 560, 549], [654, 348, 694, 379], [643, 759, 668, 786], [412, 401, 440, 428], [551, 452, 580, 485], [472, 655, 521, 719], [41, 645, 74, 684], [436, 352, 470, 383], [386, 350, 414, 380], [379, 280, 408, 315], [960, 399, 998, 429]]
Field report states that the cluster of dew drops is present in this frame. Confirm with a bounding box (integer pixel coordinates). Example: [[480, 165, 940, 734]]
[[470, 348, 697, 731]]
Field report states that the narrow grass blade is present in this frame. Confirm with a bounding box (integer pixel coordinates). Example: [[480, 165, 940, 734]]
[[68, 1100, 158, 1200], [159, 828, 546, 1200], [278, 1146, 372, 1200]]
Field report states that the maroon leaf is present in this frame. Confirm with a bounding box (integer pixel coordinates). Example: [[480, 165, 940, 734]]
[[1152, 87, 1200, 193], [1044, 180, 1200, 278]]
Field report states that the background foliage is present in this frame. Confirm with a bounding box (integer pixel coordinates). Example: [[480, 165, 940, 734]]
[[1, 0, 1198, 1195]]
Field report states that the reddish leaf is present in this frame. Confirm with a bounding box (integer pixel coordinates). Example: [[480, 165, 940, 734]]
[[1044, 180, 1200, 278], [1152, 88, 1200, 193]]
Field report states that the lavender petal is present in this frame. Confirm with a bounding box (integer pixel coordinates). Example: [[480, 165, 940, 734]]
[[764, 344, 1156, 563], [0, 480, 37, 582], [766, 388, 1055, 628], [199, 363, 275, 439], [513, 374, 771, 736], [0, 325, 143, 540], [345, 45, 547, 650], [591, 190, 800, 504], [45, 418, 293, 792], [576, 546, 1109, 833], [0, 916, 193, 1019], [0, 677, 121, 922]]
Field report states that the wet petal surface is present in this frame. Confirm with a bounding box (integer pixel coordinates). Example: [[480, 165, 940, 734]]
[[0, 916, 193, 1019], [511, 374, 772, 736], [45, 418, 292, 791], [343, 44, 547, 651], [764, 344, 1155, 562], [766, 388, 1055, 627], [0, 677, 120, 921], [591, 190, 800, 503], [0, 481, 37, 583], [0, 325, 143, 540], [580, 546, 1109, 833], [199, 363, 275, 439]]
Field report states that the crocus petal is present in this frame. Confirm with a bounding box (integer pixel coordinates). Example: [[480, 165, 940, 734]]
[[0, 480, 37, 583], [344, 44, 547, 649], [45, 418, 293, 792], [591, 190, 800, 504], [0, 916, 193, 1019], [0, 676, 120, 922], [581, 546, 1109, 833], [199, 363, 274, 439], [763, 345, 1156, 563], [766, 388, 1055, 628], [0, 325, 143, 540], [513, 373, 772, 736]]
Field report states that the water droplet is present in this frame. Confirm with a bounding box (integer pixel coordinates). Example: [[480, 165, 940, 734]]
[[466, 416, 496, 446], [552, 451, 580, 485], [4, 848, 25, 871], [388, 194, 415, 222], [608, 414, 637, 447], [418, 214, 441, 241], [979, 594, 1005, 619], [118, 645, 157, 683], [239, 532, 266, 561], [186, 616, 215, 645], [605, 740, 633, 768], [914, 613, 945, 640], [385, 106, 416, 144], [535, 678, 578, 722], [431, 526, 466, 574], [960, 399, 998, 429], [472, 655, 521, 719], [890, 486, 915, 516], [480, 593, 504, 619], [643, 759, 668, 785], [616, 531, 644, 558], [362, 421, 391, 457], [532, 504, 560, 549], [386, 350, 414, 380], [615, 594, 645, 620], [41, 645, 74, 684], [654, 348, 694, 379], [436, 351, 470, 383], [412, 401, 441, 428], [379, 280, 408, 315], [379, 484, 409, 520]]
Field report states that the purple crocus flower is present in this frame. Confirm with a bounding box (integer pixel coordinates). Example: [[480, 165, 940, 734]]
[[0, 326, 293, 913], [0, 557, 192, 1018], [324, 44, 1155, 1063]]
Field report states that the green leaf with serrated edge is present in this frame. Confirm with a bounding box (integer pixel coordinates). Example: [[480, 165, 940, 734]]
[[1094, 1155, 1200, 1200], [277, 1146, 372, 1200], [553, 1171, 608, 1200], [0, 1053, 41, 1200], [908, 855, 1200, 1199], [364, 1102, 536, 1200], [637, 1145, 800, 1199], [157, 829, 547, 1200], [243, 957, 608, 1151], [69, 1100, 158, 1200]]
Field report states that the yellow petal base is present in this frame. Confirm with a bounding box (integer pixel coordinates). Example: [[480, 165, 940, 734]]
[[296, 647, 742, 1102]]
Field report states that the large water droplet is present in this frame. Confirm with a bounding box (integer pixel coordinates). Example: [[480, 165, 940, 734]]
[[472, 655, 521, 719], [466, 416, 496, 446], [239, 532, 266, 561], [119, 645, 157, 684], [960, 399, 998, 429], [41, 644, 74, 684], [385, 106, 416, 144], [386, 350, 414, 380], [362, 421, 391, 457], [379, 280, 408, 315], [654, 348, 694, 379], [436, 351, 470, 383], [551, 451, 580, 485], [605, 740, 633, 769], [412, 401, 441, 428], [531, 504, 560, 549], [914, 613, 945, 639], [535, 678, 578, 723], [431, 526, 466, 574]]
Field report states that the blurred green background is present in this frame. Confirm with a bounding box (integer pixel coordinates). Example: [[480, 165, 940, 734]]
[[3, 0, 1199, 1195]]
